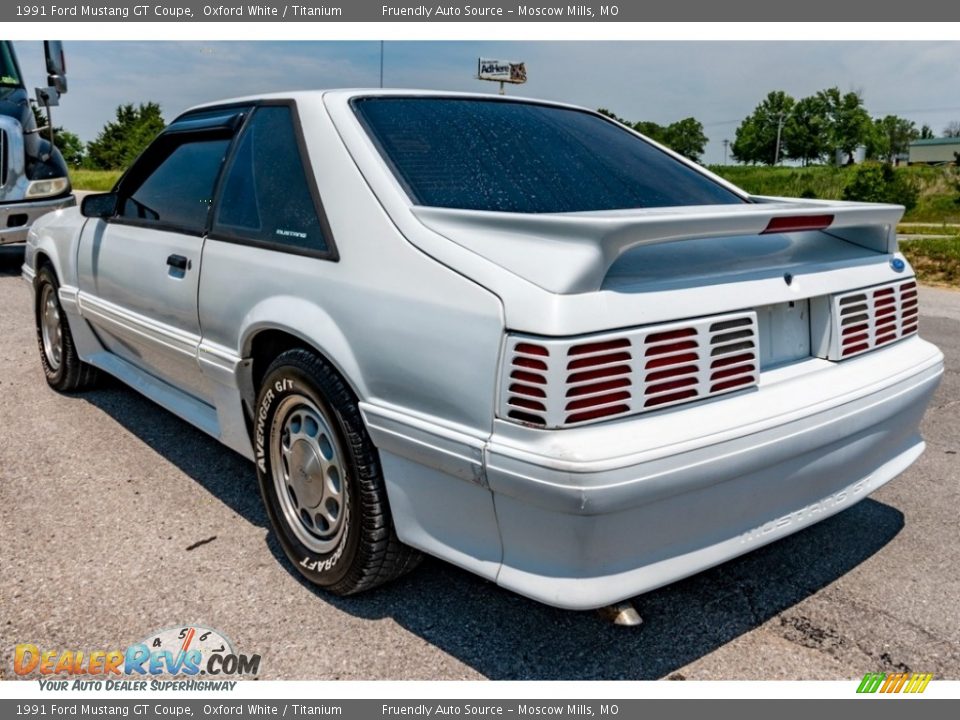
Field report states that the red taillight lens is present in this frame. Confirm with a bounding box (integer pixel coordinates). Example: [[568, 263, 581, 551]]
[[831, 279, 919, 360], [500, 312, 759, 428], [504, 342, 550, 426], [762, 214, 834, 234]]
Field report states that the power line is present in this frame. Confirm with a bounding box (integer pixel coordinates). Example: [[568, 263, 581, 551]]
[[874, 105, 960, 115]]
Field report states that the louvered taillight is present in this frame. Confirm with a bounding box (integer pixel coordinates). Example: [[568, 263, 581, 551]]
[[504, 342, 550, 426], [564, 338, 633, 425], [499, 311, 759, 429], [828, 279, 919, 360]]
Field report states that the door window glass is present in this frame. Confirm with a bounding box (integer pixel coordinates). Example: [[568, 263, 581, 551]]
[[119, 137, 230, 231]]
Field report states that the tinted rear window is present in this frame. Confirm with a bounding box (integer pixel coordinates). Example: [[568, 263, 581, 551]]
[[354, 97, 744, 213]]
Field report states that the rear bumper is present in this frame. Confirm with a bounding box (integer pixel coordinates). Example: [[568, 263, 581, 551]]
[[488, 338, 942, 609], [365, 336, 943, 610], [0, 195, 75, 245]]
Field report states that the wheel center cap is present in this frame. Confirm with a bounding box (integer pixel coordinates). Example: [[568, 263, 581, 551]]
[[288, 438, 324, 509]]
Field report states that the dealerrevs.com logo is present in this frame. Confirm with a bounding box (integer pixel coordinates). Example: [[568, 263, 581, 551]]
[[14, 626, 260, 691]]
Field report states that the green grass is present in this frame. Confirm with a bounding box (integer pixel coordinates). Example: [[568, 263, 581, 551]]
[[901, 235, 960, 287], [898, 223, 960, 236], [69, 169, 122, 192], [908, 192, 960, 224], [710, 165, 960, 224], [709, 165, 851, 201]]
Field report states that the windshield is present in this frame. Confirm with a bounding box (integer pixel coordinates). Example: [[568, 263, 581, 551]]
[[353, 97, 745, 213], [1, 41, 23, 88]]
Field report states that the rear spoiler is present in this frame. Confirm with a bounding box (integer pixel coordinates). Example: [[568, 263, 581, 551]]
[[412, 196, 904, 294]]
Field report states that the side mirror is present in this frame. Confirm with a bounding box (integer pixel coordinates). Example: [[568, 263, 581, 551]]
[[81, 193, 118, 219], [43, 41, 67, 95]]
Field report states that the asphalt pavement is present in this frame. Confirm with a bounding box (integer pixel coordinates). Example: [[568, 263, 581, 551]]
[[1, 244, 958, 681]]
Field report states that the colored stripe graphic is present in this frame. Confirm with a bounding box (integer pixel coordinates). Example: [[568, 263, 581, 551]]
[[857, 673, 886, 693], [908, 674, 933, 694], [857, 672, 933, 694]]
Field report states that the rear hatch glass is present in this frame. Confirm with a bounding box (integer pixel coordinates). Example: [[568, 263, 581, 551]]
[[353, 97, 746, 213]]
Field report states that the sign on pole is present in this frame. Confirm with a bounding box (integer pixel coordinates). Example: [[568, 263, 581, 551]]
[[477, 58, 527, 94]]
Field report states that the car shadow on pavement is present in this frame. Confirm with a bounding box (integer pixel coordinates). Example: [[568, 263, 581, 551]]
[[83, 385, 267, 526], [84, 383, 904, 681], [0, 245, 26, 276], [304, 498, 904, 680]]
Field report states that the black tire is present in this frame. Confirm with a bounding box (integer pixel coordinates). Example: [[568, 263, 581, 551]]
[[254, 348, 421, 595], [34, 265, 99, 392]]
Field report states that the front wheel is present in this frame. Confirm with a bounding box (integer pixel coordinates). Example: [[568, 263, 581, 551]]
[[254, 349, 420, 595], [34, 266, 98, 392]]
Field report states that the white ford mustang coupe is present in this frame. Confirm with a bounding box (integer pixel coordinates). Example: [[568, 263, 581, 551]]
[[23, 90, 943, 610]]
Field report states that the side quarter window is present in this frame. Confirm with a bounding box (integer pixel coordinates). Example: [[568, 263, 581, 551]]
[[213, 105, 330, 255], [117, 136, 231, 233]]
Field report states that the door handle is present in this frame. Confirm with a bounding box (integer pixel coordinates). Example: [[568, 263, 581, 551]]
[[166, 254, 190, 271]]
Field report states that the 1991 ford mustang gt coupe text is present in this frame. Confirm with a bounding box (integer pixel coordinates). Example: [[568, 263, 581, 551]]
[[23, 91, 944, 609]]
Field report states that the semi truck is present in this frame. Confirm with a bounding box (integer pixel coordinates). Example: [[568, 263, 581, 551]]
[[1, 40, 73, 245]]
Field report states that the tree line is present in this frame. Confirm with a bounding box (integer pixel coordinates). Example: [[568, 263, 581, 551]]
[[40, 102, 165, 170], [597, 108, 709, 162], [601, 90, 960, 166], [732, 88, 942, 166]]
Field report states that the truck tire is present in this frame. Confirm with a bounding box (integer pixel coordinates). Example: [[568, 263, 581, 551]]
[[34, 266, 99, 392], [254, 348, 421, 594]]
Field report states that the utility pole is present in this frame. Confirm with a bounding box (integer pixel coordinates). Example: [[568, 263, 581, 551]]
[[722, 139, 729, 165], [774, 111, 786, 165]]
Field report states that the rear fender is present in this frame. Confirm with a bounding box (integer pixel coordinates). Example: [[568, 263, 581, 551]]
[[236, 296, 368, 408]]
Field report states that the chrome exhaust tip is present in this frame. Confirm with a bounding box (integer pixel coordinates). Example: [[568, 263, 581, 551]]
[[596, 601, 643, 627]]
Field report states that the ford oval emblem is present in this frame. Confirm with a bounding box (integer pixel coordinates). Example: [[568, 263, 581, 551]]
[[891, 258, 906, 272]]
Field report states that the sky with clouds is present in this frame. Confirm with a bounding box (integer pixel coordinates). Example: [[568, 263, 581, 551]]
[[11, 40, 960, 164]]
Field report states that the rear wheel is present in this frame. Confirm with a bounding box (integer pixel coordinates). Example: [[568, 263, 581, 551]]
[[254, 349, 421, 594], [34, 266, 98, 392]]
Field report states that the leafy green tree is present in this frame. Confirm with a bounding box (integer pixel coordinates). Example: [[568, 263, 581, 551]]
[[842, 162, 918, 210], [632, 120, 667, 144], [818, 88, 873, 165], [870, 115, 919, 163], [920, 124, 935, 139], [86, 102, 166, 170], [597, 108, 630, 126], [31, 105, 46, 130], [596, 109, 707, 162], [861, 121, 886, 164], [732, 91, 795, 165], [31, 105, 85, 167], [661, 117, 708, 162], [54, 129, 85, 168], [783, 95, 830, 165]]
